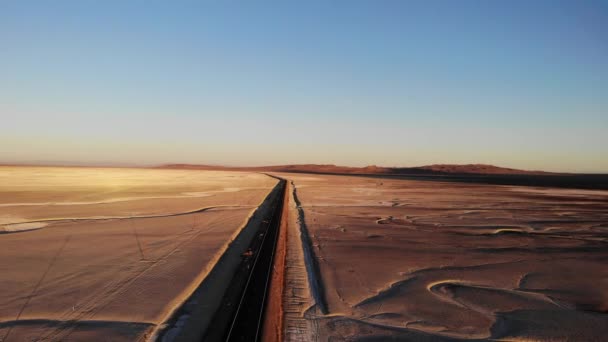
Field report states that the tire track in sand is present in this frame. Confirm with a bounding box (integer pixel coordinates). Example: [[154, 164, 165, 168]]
[[2, 235, 72, 342]]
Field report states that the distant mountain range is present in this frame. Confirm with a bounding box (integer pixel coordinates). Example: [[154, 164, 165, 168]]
[[7, 162, 608, 189], [159, 163, 557, 176]]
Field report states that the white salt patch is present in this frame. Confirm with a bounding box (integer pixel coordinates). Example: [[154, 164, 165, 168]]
[[2, 222, 48, 233], [0, 193, 217, 208], [181, 192, 214, 197], [0, 215, 26, 225]]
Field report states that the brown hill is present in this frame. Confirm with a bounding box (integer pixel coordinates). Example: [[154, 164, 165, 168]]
[[159, 163, 555, 176], [411, 164, 552, 175]]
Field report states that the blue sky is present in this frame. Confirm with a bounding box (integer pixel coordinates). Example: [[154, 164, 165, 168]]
[[1, 1, 607, 172]]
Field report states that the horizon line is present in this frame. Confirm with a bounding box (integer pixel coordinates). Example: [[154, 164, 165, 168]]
[[1, 160, 607, 175]]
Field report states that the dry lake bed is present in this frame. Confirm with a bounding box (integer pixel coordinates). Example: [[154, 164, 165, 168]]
[[1, 167, 607, 341], [276, 173, 608, 341], [0, 166, 277, 341]]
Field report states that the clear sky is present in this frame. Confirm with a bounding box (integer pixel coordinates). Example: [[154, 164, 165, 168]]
[[1, 1, 607, 172]]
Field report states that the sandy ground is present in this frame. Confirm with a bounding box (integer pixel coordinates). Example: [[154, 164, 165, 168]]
[[0, 167, 276, 342], [275, 173, 608, 341]]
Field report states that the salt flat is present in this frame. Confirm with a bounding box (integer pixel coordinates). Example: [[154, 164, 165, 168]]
[[0, 167, 277, 341], [278, 173, 608, 341]]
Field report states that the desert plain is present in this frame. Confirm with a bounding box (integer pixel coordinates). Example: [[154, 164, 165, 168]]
[[0, 166, 277, 341], [276, 173, 608, 341], [1, 166, 607, 342]]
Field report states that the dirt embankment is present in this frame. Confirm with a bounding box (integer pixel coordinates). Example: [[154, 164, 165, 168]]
[[291, 182, 328, 315], [261, 181, 290, 342], [154, 177, 282, 341]]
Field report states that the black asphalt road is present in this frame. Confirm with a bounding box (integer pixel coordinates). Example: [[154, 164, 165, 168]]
[[203, 178, 286, 342]]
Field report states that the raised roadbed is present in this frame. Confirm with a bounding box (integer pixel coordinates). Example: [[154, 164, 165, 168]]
[[156, 176, 286, 342]]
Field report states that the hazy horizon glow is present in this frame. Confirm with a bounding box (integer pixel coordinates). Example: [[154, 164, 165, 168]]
[[1, 1, 607, 173]]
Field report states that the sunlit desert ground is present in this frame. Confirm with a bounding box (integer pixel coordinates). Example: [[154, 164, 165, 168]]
[[0, 167, 277, 341], [280, 173, 608, 341]]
